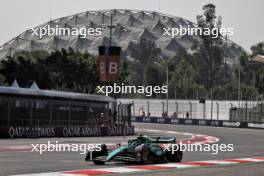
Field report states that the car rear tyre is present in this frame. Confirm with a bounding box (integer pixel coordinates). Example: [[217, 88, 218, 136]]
[[167, 150, 183, 162], [141, 146, 151, 164]]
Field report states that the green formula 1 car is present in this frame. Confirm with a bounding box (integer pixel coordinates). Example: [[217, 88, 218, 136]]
[[85, 135, 183, 165]]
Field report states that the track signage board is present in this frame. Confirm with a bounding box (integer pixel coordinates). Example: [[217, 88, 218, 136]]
[[0, 126, 135, 138], [98, 46, 121, 82], [133, 116, 264, 130]]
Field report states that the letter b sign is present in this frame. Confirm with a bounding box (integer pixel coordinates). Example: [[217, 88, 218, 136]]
[[109, 62, 118, 74]]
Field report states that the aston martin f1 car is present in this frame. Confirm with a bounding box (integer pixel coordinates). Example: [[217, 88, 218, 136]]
[[85, 135, 183, 165]]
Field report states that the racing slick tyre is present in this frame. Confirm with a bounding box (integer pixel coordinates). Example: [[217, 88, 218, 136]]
[[141, 145, 151, 164], [93, 160, 105, 165], [166, 150, 183, 162]]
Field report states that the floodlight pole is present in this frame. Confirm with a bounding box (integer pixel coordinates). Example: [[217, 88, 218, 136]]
[[159, 57, 169, 115], [109, 14, 113, 47], [103, 14, 115, 80], [105, 13, 127, 47], [238, 64, 241, 107], [166, 60, 169, 115]]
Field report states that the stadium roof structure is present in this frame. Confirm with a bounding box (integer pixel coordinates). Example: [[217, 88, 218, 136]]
[[0, 9, 245, 62]]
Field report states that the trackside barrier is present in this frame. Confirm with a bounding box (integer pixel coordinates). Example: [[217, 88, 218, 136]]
[[0, 126, 135, 138], [132, 116, 264, 130]]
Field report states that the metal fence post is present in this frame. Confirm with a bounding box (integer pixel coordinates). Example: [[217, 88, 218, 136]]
[[175, 101, 178, 118], [245, 101, 248, 122], [162, 102, 164, 115], [131, 101, 135, 117], [7, 97, 11, 126], [68, 101, 72, 126], [30, 99, 33, 127], [216, 102, 219, 120], [229, 102, 236, 121], [210, 91, 213, 120], [49, 100, 53, 126], [147, 100, 149, 116], [203, 101, 206, 119], [189, 101, 192, 119], [117, 102, 121, 125]]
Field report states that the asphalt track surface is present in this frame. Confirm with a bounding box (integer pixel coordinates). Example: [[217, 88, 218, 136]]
[[0, 122, 264, 176]]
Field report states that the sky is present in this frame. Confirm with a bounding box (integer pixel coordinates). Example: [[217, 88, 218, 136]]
[[0, 0, 263, 52]]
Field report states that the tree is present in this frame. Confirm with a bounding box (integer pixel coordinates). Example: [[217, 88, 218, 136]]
[[43, 48, 99, 93], [130, 39, 161, 83], [240, 84, 258, 100], [250, 42, 264, 94], [170, 58, 203, 98], [251, 42, 264, 57], [0, 51, 49, 88], [195, 3, 225, 89], [0, 49, 100, 93], [0, 74, 5, 86], [239, 42, 264, 95], [143, 63, 164, 98]]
